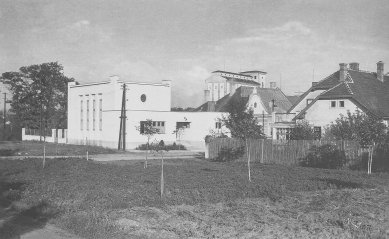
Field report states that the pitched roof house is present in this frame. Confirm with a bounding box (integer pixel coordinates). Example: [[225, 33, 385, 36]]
[[196, 85, 293, 137], [289, 61, 389, 129]]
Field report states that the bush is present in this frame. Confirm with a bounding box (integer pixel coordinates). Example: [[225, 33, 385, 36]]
[[135, 142, 186, 151], [212, 146, 245, 162], [299, 144, 346, 169], [0, 149, 19, 156], [350, 146, 389, 172]]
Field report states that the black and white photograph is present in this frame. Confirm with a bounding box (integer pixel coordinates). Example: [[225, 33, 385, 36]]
[[0, 0, 388, 238]]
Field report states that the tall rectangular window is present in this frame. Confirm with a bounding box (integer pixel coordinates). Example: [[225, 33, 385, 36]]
[[99, 98, 102, 131], [86, 100, 89, 131], [80, 100, 83, 130], [93, 99, 96, 131], [330, 101, 336, 108], [339, 101, 345, 107]]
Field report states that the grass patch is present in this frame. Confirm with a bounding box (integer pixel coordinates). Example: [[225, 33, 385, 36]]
[[0, 158, 388, 238], [0, 141, 119, 156]]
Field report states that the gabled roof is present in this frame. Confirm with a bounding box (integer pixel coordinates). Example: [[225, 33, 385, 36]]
[[194, 86, 292, 113], [293, 69, 389, 119], [256, 88, 292, 113], [286, 95, 301, 105]]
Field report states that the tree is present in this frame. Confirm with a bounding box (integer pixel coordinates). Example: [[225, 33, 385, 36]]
[[221, 97, 264, 140], [221, 97, 265, 182], [290, 120, 316, 140], [0, 62, 74, 138], [136, 119, 159, 168], [326, 110, 387, 174]]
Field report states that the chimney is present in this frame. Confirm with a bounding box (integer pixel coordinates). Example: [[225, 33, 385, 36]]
[[109, 75, 119, 84], [269, 82, 277, 89], [339, 63, 348, 82], [162, 79, 172, 87], [204, 89, 211, 102], [349, 62, 359, 71], [377, 61, 384, 82]]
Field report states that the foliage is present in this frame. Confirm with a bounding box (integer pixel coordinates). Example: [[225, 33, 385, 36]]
[[290, 120, 316, 140], [299, 144, 346, 169], [326, 110, 387, 147], [212, 146, 245, 162], [0, 149, 19, 156], [221, 97, 264, 140], [136, 142, 187, 151], [0, 141, 118, 156], [136, 119, 160, 142], [171, 107, 196, 112], [0, 62, 74, 129], [204, 130, 229, 144], [350, 145, 389, 172]]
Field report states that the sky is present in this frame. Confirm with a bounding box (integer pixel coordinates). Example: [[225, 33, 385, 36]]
[[1, 0, 389, 107]]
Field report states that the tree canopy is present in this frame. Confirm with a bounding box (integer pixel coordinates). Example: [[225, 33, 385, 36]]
[[221, 97, 264, 140], [326, 110, 387, 147], [0, 62, 74, 130], [290, 120, 316, 140]]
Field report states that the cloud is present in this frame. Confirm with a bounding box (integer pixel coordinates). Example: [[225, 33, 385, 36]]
[[57, 20, 112, 44], [231, 21, 312, 45]]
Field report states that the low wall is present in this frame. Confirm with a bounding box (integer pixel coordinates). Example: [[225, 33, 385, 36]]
[[22, 128, 67, 143]]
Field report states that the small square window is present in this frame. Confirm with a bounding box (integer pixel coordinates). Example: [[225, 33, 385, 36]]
[[339, 101, 345, 107], [331, 101, 336, 108]]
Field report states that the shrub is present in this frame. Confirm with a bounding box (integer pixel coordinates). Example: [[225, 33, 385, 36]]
[[212, 146, 245, 162], [299, 144, 346, 169], [0, 149, 19, 156], [135, 142, 186, 151], [350, 146, 389, 172]]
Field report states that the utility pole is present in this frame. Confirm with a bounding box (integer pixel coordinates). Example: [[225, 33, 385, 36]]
[[118, 84, 127, 150]]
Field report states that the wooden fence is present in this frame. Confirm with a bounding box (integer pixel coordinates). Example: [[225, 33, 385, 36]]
[[207, 138, 366, 166]]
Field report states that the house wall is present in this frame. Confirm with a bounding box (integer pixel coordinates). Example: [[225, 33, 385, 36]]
[[68, 109, 226, 150], [290, 90, 325, 114], [205, 75, 227, 101], [304, 99, 359, 128], [68, 80, 226, 150], [247, 94, 268, 115]]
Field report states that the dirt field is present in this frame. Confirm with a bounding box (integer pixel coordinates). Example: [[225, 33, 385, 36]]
[[0, 157, 388, 238]]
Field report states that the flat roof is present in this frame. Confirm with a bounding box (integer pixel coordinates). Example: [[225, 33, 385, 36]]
[[239, 70, 267, 74]]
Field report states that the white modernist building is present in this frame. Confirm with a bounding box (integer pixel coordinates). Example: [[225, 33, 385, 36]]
[[67, 76, 226, 150]]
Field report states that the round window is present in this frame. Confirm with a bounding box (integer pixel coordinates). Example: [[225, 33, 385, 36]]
[[141, 94, 146, 102]]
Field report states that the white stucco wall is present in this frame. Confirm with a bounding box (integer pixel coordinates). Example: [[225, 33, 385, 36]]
[[247, 94, 268, 115], [290, 90, 325, 114], [304, 99, 359, 128], [68, 79, 227, 150]]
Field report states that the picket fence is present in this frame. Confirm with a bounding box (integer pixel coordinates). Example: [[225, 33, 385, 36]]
[[207, 138, 366, 166]]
